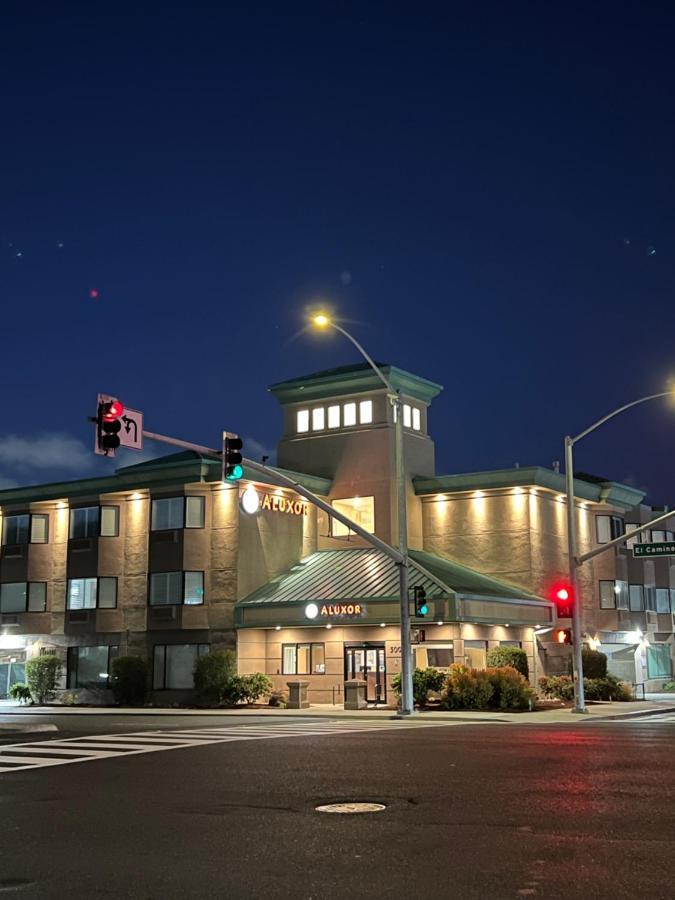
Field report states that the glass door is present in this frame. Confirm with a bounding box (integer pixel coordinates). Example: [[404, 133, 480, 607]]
[[345, 644, 386, 704]]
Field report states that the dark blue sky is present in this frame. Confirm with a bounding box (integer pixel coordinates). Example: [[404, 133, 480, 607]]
[[1, 3, 674, 500]]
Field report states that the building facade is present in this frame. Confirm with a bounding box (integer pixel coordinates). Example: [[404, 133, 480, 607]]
[[0, 363, 672, 704]]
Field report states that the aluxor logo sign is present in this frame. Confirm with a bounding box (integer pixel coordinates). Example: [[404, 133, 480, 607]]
[[241, 484, 309, 516]]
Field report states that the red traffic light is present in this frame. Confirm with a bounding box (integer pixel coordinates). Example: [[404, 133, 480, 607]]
[[555, 587, 569, 602], [102, 400, 124, 421], [549, 582, 573, 618]]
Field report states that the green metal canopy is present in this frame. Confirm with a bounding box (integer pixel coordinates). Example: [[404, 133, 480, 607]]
[[235, 547, 554, 629]]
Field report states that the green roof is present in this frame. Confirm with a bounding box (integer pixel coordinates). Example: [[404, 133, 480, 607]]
[[269, 363, 443, 405], [414, 466, 645, 510], [0, 451, 332, 507], [237, 547, 547, 607]]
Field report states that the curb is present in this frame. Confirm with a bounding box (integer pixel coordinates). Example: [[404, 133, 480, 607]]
[[0, 723, 58, 734], [595, 705, 675, 721]]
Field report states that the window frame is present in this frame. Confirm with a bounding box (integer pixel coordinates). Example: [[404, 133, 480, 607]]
[[595, 514, 624, 544], [69, 505, 119, 540], [66, 576, 118, 611], [655, 587, 671, 614], [152, 643, 210, 690], [296, 409, 309, 433], [331, 495, 376, 538], [327, 405, 340, 429], [343, 402, 357, 427], [412, 407, 421, 431], [0, 581, 48, 614], [311, 407, 325, 431], [148, 571, 204, 607], [599, 580, 617, 609], [359, 400, 373, 425], [150, 496, 204, 532], [281, 642, 325, 675], [67, 645, 119, 689], [2, 512, 49, 546], [628, 584, 644, 612]]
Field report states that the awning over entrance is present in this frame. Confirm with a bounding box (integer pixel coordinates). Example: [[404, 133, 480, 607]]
[[235, 548, 554, 629]]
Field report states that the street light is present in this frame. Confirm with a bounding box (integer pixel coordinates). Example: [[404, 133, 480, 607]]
[[565, 389, 674, 714], [310, 312, 415, 716]]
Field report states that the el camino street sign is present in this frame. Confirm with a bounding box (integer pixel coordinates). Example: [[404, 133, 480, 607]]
[[633, 542, 675, 558]]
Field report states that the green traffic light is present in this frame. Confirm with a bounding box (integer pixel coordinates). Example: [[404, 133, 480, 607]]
[[419, 604, 428, 616], [226, 464, 244, 481]]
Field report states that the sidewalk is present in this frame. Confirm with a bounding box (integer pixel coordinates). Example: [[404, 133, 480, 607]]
[[1, 698, 673, 723]]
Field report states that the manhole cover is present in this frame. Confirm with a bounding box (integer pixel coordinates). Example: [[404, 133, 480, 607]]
[[315, 802, 386, 814]]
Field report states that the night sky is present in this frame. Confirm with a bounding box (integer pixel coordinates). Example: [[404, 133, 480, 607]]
[[2, 4, 674, 501]]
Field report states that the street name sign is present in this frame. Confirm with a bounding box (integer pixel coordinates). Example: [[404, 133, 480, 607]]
[[633, 542, 675, 558]]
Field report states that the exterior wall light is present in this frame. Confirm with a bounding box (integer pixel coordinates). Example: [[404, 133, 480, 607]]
[[305, 603, 319, 619], [241, 485, 260, 515]]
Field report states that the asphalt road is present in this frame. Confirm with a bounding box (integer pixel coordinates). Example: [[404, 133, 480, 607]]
[[0, 714, 672, 899]]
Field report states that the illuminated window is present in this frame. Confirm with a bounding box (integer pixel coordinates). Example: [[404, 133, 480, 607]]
[[282, 643, 325, 675], [343, 402, 356, 426], [595, 515, 623, 544], [312, 407, 325, 431], [328, 405, 340, 429], [414, 644, 454, 669], [297, 410, 309, 433], [359, 400, 373, 424], [403, 404, 412, 428], [67, 577, 117, 610], [412, 407, 421, 431], [464, 640, 487, 669], [331, 496, 375, 537], [656, 588, 671, 613]]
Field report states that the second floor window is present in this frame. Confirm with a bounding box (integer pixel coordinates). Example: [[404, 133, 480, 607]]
[[595, 515, 624, 544], [149, 571, 204, 606], [67, 577, 117, 610], [0, 582, 47, 613], [332, 496, 375, 537], [151, 496, 204, 531], [3, 513, 49, 545], [70, 506, 119, 539]]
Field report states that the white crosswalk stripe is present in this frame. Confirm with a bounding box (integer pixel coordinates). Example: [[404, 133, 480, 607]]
[[0, 719, 450, 775]]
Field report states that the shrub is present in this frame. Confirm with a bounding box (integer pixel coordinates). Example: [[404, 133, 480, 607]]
[[110, 656, 148, 706], [391, 667, 448, 707], [441, 665, 493, 710], [486, 666, 534, 710], [486, 646, 529, 680], [194, 650, 237, 705], [268, 690, 287, 708], [663, 681, 675, 693], [538, 675, 574, 701], [237, 673, 273, 704], [580, 649, 608, 679], [25, 655, 62, 704], [9, 683, 32, 704]]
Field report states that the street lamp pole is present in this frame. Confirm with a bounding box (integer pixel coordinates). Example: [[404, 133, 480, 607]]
[[564, 390, 672, 714], [310, 317, 415, 716]]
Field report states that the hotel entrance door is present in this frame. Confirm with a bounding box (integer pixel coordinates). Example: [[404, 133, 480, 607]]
[[344, 643, 386, 704]]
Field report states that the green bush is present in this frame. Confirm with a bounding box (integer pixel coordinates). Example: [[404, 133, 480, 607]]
[[268, 690, 287, 708], [25, 655, 62, 704], [194, 650, 237, 705], [236, 673, 273, 704], [486, 646, 529, 680], [580, 649, 608, 679], [538, 675, 574, 701], [110, 656, 148, 706], [391, 667, 447, 707], [663, 680, 675, 693], [486, 666, 534, 710], [441, 665, 494, 710], [9, 683, 32, 704]]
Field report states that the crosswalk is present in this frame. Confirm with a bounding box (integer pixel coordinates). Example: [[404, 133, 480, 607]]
[[0, 719, 450, 775]]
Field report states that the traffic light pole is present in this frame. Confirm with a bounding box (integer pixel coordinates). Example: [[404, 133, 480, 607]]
[[564, 435, 586, 714]]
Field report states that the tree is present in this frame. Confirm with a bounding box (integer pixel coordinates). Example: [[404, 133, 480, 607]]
[[194, 649, 237, 705], [25, 655, 62, 704]]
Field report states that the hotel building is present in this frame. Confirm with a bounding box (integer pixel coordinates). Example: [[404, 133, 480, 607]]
[[0, 364, 672, 705]]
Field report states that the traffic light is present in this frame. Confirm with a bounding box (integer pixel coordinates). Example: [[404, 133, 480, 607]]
[[550, 582, 573, 619], [413, 586, 429, 617], [555, 628, 572, 645], [97, 399, 124, 455], [223, 434, 244, 481]]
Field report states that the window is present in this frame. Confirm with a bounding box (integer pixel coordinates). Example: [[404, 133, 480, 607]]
[[282, 643, 325, 675], [153, 643, 209, 689], [656, 588, 671, 614], [67, 577, 117, 610], [2, 513, 49, 545], [151, 496, 204, 531], [343, 402, 356, 427], [645, 585, 657, 612], [625, 524, 642, 549], [464, 640, 487, 669], [5, 582, 48, 613], [359, 400, 373, 425], [412, 407, 421, 431], [647, 644, 672, 679], [651, 530, 666, 543], [70, 506, 119, 539], [403, 404, 412, 428], [628, 584, 644, 611], [297, 409, 309, 433], [415, 644, 454, 669], [149, 572, 204, 606], [312, 407, 325, 431], [600, 580, 618, 609], [615, 580, 629, 610], [331, 496, 375, 537], [327, 405, 340, 429], [595, 515, 624, 544], [67, 645, 118, 689]]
